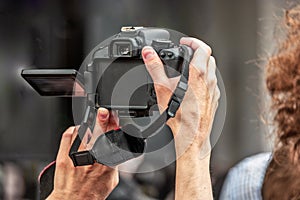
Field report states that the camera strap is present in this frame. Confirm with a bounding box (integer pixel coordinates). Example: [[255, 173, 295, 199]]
[[69, 45, 192, 167]]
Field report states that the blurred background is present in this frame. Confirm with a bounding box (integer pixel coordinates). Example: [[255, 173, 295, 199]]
[[0, 0, 292, 199]]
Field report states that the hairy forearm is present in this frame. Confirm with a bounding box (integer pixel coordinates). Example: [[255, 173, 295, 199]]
[[175, 143, 213, 200]]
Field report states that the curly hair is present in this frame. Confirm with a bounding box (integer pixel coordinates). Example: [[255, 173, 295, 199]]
[[262, 5, 300, 200]]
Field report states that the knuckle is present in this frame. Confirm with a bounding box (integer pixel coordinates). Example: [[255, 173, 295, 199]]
[[113, 175, 119, 187], [215, 87, 221, 100], [190, 62, 205, 77], [205, 46, 212, 56], [195, 46, 208, 57], [148, 59, 163, 71], [213, 102, 219, 114], [209, 56, 216, 64], [154, 81, 171, 93], [209, 78, 217, 88], [195, 40, 212, 56], [186, 37, 212, 56], [62, 128, 74, 138], [209, 56, 216, 69], [56, 159, 68, 168]]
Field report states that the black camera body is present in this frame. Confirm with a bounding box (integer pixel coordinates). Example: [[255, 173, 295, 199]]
[[91, 27, 190, 117], [22, 27, 192, 117]]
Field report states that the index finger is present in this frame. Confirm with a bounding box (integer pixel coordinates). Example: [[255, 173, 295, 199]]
[[180, 37, 212, 78], [56, 126, 76, 161], [180, 37, 212, 54]]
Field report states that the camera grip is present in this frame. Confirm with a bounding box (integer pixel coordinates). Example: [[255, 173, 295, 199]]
[[159, 45, 193, 78]]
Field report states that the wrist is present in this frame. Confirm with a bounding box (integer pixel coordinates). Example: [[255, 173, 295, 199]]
[[177, 142, 211, 164], [175, 151, 212, 199], [46, 192, 65, 200], [47, 192, 106, 200], [168, 121, 211, 156]]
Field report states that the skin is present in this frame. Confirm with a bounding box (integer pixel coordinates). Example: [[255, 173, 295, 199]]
[[141, 37, 219, 200], [46, 36, 219, 199], [46, 108, 119, 200]]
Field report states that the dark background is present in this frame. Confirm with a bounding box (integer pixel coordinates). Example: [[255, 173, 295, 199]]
[[0, 0, 287, 199]]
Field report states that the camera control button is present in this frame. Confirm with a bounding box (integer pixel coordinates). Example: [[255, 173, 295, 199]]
[[160, 52, 166, 58], [167, 52, 174, 58]]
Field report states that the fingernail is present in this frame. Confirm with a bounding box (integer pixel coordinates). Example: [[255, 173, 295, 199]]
[[142, 46, 155, 60], [98, 108, 108, 120]]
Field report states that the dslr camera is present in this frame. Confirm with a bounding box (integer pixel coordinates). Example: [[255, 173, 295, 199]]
[[22, 26, 193, 118]]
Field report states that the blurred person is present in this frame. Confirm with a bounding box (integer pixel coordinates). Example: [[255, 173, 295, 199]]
[[41, 37, 219, 200], [220, 5, 300, 200], [1, 162, 26, 200]]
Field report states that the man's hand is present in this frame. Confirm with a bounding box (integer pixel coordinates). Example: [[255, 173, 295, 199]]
[[142, 37, 219, 200], [47, 108, 119, 200], [142, 37, 220, 154]]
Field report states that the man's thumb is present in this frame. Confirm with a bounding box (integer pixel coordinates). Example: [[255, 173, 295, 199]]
[[142, 46, 168, 84]]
